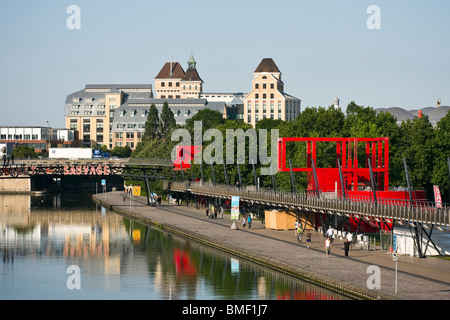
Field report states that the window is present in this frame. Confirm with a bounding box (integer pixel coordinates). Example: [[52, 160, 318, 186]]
[[263, 83, 266, 89], [255, 93, 259, 99], [270, 83, 274, 89], [176, 82, 180, 87], [270, 93, 274, 99], [263, 93, 266, 99], [161, 82, 165, 87], [255, 83, 259, 89]]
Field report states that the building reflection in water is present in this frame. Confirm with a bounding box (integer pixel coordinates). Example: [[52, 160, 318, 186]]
[[0, 194, 344, 300]]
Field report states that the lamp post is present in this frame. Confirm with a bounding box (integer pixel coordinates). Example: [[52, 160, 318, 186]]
[[46, 121, 51, 154]]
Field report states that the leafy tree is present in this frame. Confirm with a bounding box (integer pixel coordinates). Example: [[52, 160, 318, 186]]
[[11, 145, 38, 158], [185, 108, 225, 133], [431, 112, 450, 201], [398, 115, 435, 195], [111, 145, 132, 158]]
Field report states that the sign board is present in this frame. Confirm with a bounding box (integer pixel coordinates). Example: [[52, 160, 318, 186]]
[[393, 235, 397, 252], [231, 196, 240, 220], [434, 185, 442, 208], [133, 186, 141, 196], [101, 179, 106, 186], [392, 252, 398, 262]]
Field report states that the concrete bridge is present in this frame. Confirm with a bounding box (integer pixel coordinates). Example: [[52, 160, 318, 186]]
[[0, 158, 172, 192]]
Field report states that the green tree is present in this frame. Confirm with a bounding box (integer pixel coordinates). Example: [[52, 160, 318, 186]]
[[11, 145, 38, 158], [431, 112, 450, 202], [185, 108, 225, 133], [159, 101, 176, 137], [142, 104, 159, 141], [398, 115, 435, 195], [111, 145, 132, 158]]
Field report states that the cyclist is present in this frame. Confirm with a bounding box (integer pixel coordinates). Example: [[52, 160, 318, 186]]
[[296, 226, 303, 243]]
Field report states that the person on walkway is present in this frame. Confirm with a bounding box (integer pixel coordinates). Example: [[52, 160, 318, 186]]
[[247, 215, 252, 229], [325, 237, 332, 257], [206, 208, 209, 218], [306, 230, 312, 248], [242, 216, 246, 228], [296, 225, 303, 242], [342, 239, 352, 257], [2, 154, 5, 166], [346, 231, 353, 242], [326, 227, 334, 243]]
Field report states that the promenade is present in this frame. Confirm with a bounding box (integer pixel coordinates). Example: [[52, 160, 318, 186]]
[[93, 191, 450, 300]]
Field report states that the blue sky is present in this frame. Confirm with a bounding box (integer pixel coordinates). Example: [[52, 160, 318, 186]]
[[0, 0, 449, 127]]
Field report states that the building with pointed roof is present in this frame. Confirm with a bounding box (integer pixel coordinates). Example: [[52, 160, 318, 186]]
[[154, 54, 204, 99], [244, 58, 301, 127]]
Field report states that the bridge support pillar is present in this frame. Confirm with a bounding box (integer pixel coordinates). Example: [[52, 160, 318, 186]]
[[0, 177, 31, 193]]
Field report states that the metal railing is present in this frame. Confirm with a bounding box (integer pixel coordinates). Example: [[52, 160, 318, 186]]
[[163, 181, 450, 231]]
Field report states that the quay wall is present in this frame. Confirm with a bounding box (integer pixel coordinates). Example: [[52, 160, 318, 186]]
[[0, 177, 31, 193], [92, 193, 389, 300]]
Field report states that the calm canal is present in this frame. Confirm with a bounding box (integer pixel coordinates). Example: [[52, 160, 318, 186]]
[[0, 192, 347, 300]]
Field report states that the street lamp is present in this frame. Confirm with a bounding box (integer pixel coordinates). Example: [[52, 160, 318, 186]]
[[46, 121, 51, 153]]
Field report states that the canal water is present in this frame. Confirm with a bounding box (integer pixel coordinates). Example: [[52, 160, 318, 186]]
[[0, 193, 346, 300]]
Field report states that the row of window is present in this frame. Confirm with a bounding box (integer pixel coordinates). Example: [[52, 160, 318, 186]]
[[0, 134, 40, 140], [160, 83, 200, 90], [254, 83, 276, 90], [71, 105, 106, 109]]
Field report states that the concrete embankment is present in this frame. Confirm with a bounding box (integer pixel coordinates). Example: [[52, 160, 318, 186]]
[[92, 191, 450, 300]]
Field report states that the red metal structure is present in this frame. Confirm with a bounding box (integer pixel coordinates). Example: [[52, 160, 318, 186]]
[[278, 137, 389, 194], [173, 145, 201, 170], [277, 137, 427, 232]]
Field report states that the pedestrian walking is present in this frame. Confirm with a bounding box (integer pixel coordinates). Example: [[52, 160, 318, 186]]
[[242, 216, 246, 228], [342, 239, 352, 257], [206, 208, 209, 218], [247, 215, 252, 229], [346, 232, 353, 242], [2, 154, 5, 166], [326, 227, 334, 243], [325, 237, 332, 257], [306, 230, 312, 248]]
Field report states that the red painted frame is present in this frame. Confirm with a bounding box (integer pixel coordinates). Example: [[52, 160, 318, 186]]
[[277, 137, 390, 193]]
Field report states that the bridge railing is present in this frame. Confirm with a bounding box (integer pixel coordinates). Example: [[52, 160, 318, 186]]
[[163, 180, 449, 230]]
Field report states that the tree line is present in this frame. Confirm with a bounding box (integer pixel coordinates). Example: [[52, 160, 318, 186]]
[[132, 101, 450, 202]]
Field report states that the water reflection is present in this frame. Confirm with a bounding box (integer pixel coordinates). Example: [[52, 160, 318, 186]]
[[0, 193, 345, 300]]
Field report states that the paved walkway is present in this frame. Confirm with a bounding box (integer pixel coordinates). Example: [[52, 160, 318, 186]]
[[93, 192, 450, 300]]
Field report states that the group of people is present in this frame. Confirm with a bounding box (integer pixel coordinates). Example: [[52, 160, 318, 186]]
[[325, 226, 353, 257], [296, 223, 353, 257], [2, 154, 14, 166], [241, 215, 252, 229], [205, 205, 223, 219]]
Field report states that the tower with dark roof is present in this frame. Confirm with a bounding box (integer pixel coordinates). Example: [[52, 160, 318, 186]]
[[180, 54, 203, 99], [244, 58, 301, 127]]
